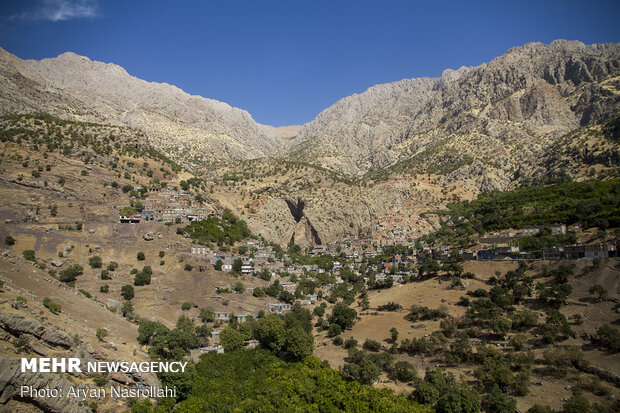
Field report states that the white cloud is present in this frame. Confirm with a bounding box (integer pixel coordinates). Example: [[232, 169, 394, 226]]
[[12, 0, 99, 22]]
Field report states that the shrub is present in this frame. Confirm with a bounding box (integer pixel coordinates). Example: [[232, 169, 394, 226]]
[[344, 337, 358, 349], [43, 297, 61, 313], [377, 301, 403, 311], [107, 261, 118, 271], [13, 337, 30, 353], [390, 361, 417, 382], [407, 305, 448, 322], [332, 336, 343, 346], [23, 249, 36, 262], [594, 324, 620, 352], [184, 264, 193, 271], [88, 256, 102, 268], [363, 338, 381, 352], [199, 308, 215, 322], [92, 374, 107, 387], [100, 284, 109, 293], [134, 271, 151, 286], [4, 235, 16, 245], [96, 328, 108, 341], [58, 264, 84, 283], [510, 333, 528, 350], [563, 394, 590, 413], [589, 284, 608, 301], [121, 300, 134, 318], [136, 252, 145, 261], [181, 301, 192, 311], [121, 285, 134, 300]]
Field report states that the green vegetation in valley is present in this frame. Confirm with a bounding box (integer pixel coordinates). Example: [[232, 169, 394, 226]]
[[182, 209, 251, 245], [424, 178, 619, 247], [171, 350, 429, 413]]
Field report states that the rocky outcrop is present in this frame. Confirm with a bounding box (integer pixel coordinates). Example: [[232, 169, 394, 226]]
[[0, 314, 74, 349], [290, 40, 620, 182], [0, 47, 291, 164], [284, 198, 322, 246], [0, 358, 90, 413]]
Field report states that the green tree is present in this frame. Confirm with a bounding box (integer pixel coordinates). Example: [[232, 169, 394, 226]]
[[176, 315, 195, 333], [285, 326, 313, 361], [121, 284, 135, 300], [589, 284, 608, 301], [563, 394, 590, 413], [255, 314, 286, 352], [390, 361, 416, 382], [199, 307, 215, 323], [214, 259, 223, 270], [232, 258, 243, 274], [220, 326, 244, 352], [137, 251, 145, 261], [23, 249, 36, 262], [43, 297, 61, 313], [88, 256, 102, 268], [329, 303, 357, 330], [5, 235, 16, 245]]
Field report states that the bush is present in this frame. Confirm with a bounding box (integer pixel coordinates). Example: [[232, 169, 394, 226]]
[[107, 261, 118, 271], [589, 284, 608, 301], [4, 235, 16, 245], [23, 249, 36, 262], [88, 256, 102, 268], [58, 264, 84, 283], [390, 361, 417, 382], [121, 300, 134, 318], [121, 285, 134, 300], [181, 301, 192, 311], [184, 264, 193, 271], [199, 308, 215, 323], [407, 305, 448, 322], [43, 297, 61, 313], [137, 252, 145, 261], [377, 301, 403, 311], [344, 337, 358, 349], [594, 324, 620, 352], [134, 271, 151, 286], [332, 336, 343, 346], [100, 284, 109, 293], [563, 394, 590, 413], [363, 338, 381, 352], [96, 328, 108, 341], [100, 269, 111, 280]]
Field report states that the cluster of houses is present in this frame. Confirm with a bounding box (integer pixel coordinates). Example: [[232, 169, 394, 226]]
[[119, 187, 216, 224]]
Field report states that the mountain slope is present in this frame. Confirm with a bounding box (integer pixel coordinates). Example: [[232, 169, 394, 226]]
[[0, 47, 290, 166], [290, 40, 620, 180]]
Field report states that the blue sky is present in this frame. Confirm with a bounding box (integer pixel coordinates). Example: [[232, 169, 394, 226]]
[[0, 1, 619, 126]]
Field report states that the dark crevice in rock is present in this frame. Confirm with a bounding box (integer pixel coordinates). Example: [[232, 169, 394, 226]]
[[284, 198, 322, 245], [285, 198, 305, 223]]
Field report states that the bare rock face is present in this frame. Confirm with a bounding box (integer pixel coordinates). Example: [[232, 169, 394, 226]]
[[0, 47, 290, 164], [0, 314, 74, 349], [290, 40, 620, 180], [0, 358, 90, 413]]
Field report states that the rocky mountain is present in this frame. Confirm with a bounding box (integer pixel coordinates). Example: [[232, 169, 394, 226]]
[[0, 47, 291, 165], [290, 40, 620, 180]]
